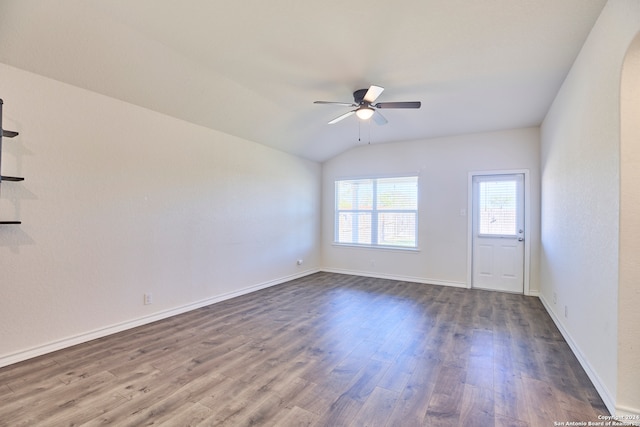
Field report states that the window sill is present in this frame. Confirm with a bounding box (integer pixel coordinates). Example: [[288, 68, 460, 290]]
[[331, 243, 420, 253]]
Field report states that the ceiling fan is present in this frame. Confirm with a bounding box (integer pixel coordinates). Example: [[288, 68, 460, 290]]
[[314, 85, 421, 125]]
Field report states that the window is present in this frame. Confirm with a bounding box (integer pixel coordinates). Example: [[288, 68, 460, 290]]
[[335, 176, 418, 248], [476, 176, 521, 236]]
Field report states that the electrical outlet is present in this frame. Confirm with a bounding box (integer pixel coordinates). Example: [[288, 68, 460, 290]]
[[144, 293, 153, 305]]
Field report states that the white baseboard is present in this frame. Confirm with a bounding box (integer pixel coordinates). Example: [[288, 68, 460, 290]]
[[5, 268, 629, 422], [0, 269, 320, 369], [614, 405, 640, 426], [538, 294, 616, 416], [320, 267, 468, 289]]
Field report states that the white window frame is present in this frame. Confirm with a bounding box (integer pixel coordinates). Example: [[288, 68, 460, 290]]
[[334, 175, 419, 250]]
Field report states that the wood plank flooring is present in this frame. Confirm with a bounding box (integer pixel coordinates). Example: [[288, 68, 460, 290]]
[[0, 272, 608, 426]]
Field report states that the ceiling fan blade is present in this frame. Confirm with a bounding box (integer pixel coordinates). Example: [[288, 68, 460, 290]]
[[328, 110, 356, 124], [363, 85, 384, 103], [314, 101, 357, 107], [372, 110, 388, 125], [374, 101, 421, 109]]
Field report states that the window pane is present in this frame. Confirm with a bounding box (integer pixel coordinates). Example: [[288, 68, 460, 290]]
[[336, 180, 373, 210], [378, 212, 417, 247], [478, 180, 517, 235], [337, 212, 372, 245], [377, 177, 418, 210]]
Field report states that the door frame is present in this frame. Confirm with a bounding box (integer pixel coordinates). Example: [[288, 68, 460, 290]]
[[466, 169, 531, 295]]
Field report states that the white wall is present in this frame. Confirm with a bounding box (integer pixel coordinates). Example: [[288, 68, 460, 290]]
[[540, 0, 640, 416], [619, 30, 640, 417], [322, 128, 540, 292], [0, 63, 321, 366]]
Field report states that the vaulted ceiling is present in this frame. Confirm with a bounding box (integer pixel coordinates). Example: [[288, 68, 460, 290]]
[[0, 0, 607, 162]]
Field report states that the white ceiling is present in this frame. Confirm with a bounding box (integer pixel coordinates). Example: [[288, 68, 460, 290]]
[[0, 0, 607, 162]]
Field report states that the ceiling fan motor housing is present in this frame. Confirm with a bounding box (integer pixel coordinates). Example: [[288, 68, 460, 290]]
[[353, 89, 369, 105]]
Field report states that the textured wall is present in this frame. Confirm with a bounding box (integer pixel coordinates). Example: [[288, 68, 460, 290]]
[[619, 30, 640, 416], [540, 0, 640, 415], [0, 63, 321, 365], [321, 127, 541, 293]]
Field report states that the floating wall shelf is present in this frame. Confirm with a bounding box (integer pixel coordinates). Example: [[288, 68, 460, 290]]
[[1, 176, 24, 182], [0, 98, 22, 225]]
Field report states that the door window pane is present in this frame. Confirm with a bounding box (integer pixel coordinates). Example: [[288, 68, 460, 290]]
[[478, 180, 517, 235]]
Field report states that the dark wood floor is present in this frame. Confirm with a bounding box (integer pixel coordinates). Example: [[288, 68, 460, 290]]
[[0, 272, 607, 426]]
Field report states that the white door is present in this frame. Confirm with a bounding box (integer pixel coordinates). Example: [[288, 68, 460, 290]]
[[472, 174, 524, 293]]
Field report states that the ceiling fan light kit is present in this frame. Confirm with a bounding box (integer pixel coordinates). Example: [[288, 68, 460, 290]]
[[314, 85, 421, 125], [355, 107, 375, 120]]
